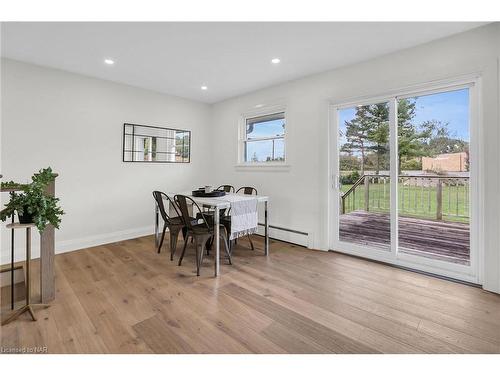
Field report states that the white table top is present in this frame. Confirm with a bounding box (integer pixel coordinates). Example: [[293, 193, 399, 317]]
[[166, 192, 268, 209]]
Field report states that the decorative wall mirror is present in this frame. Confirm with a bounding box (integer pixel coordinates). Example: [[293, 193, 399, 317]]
[[123, 123, 191, 163]]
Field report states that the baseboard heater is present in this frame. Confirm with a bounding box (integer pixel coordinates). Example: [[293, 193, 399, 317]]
[[256, 222, 310, 248], [257, 223, 308, 236]]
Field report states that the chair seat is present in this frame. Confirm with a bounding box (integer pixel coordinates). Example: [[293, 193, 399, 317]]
[[196, 211, 211, 220], [169, 216, 184, 225], [190, 223, 227, 235], [169, 216, 196, 226], [196, 210, 230, 224]]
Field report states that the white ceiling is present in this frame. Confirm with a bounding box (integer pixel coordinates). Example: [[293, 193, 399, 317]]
[[1, 22, 486, 103]]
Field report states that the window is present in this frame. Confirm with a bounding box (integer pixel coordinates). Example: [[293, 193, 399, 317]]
[[241, 111, 286, 163]]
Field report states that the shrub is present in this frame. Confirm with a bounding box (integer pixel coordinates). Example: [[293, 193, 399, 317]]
[[340, 170, 361, 185]]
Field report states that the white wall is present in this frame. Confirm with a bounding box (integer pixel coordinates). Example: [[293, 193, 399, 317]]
[[0, 59, 212, 262], [210, 23, 500, 293]]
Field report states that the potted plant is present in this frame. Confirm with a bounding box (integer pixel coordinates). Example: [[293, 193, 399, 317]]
[[0, 167, 64, 232]]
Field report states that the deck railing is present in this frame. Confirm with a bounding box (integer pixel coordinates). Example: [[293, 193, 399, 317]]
[[340, 174, 469, 222]]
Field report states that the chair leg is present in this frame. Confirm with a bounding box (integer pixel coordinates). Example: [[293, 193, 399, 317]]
[[248, 234, 255, 250], [157, 225, 167, 254], [169, 229, 180, 261], [222, 234, 232, 265], [228, 239, 234, 255], [178, 236, 189, 266], [200, 238, 209, 269], [222, 222, 230, 235], [206, 236, 213, 254], [194, 240, 201, 276]]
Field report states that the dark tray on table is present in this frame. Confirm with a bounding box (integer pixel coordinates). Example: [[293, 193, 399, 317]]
[[192, 189, 226, 198]]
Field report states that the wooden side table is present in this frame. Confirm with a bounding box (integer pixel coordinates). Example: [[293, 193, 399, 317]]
[[1, 223, 50, 326]]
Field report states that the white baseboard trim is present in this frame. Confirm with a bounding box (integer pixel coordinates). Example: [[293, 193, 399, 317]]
[[1, 225, 154, 265]]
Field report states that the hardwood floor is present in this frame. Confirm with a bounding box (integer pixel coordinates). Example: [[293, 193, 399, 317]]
[[1, 235, 499, 353]]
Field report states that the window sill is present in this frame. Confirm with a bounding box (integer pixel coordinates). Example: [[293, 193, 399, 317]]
[[234, 163, 291, 172]]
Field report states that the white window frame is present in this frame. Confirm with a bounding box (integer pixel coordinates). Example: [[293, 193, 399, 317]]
[[328, 74, 483, 284], [237, 104, 288, 167]]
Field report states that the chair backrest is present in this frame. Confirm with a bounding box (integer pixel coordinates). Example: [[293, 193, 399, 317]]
[[236, 186, 258, 195], [217, 185, 235, 193], [174, 194, 210, 231], [152, 191, 180, 225]]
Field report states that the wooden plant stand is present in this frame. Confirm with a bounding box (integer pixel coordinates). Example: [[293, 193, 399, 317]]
[[1, 223, 50, 326]]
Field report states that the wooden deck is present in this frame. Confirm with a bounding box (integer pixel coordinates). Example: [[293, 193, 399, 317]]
[[339, 211, 470, 264]]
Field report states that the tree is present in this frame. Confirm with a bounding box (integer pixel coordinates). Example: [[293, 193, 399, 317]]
[[397, 98, 429, 173], [342, 98, 453, 174], [339, 154, 360, 172], [420, 120, 469, 156], [366, 103, 389, 174], [342, 106, 372, 174]]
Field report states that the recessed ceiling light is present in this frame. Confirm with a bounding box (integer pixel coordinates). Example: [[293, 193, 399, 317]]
[[271, 58, 281, 64], [201, 86, 208, 90], [104, 59, 115, 65], [255, 104, 264, 108]]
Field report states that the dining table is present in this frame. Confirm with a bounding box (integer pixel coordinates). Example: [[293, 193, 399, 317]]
[[154, 192, 269, 276]]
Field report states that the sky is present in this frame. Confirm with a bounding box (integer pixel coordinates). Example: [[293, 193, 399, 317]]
[[246, 118, 285, 161], [338, 88, 470, 147]]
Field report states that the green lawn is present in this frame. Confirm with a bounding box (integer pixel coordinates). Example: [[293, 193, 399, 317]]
[[341, 182, 469, 223]]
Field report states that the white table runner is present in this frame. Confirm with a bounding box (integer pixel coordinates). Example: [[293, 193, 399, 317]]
[[225, 194, 258, 240], [206, 194, 258, 240]]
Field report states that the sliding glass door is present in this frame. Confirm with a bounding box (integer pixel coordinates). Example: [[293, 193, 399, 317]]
[[397, 89, 471, 266], [337, 101, 391, 252], [331, 80, 477, 282]]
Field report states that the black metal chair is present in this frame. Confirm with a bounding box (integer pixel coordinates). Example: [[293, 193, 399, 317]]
[[196, 184, 235, 226], [222, 186, 258, 252], [236, 186, 258, 196], [217, 185, 235, 193], [152, 191, 192, 261], [174, 194, 231, 276]]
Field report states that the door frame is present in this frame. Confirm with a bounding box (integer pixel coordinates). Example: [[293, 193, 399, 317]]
[[327, 74, 483, 284]]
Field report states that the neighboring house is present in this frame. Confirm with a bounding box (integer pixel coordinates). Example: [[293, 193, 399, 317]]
[[422, 152, 468, 172]]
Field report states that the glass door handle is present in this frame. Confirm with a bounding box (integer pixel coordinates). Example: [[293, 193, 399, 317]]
[[332, 174, 341, 190]]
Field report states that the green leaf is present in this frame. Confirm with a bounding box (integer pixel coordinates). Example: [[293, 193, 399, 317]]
[[0, 167, 64, 232]]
